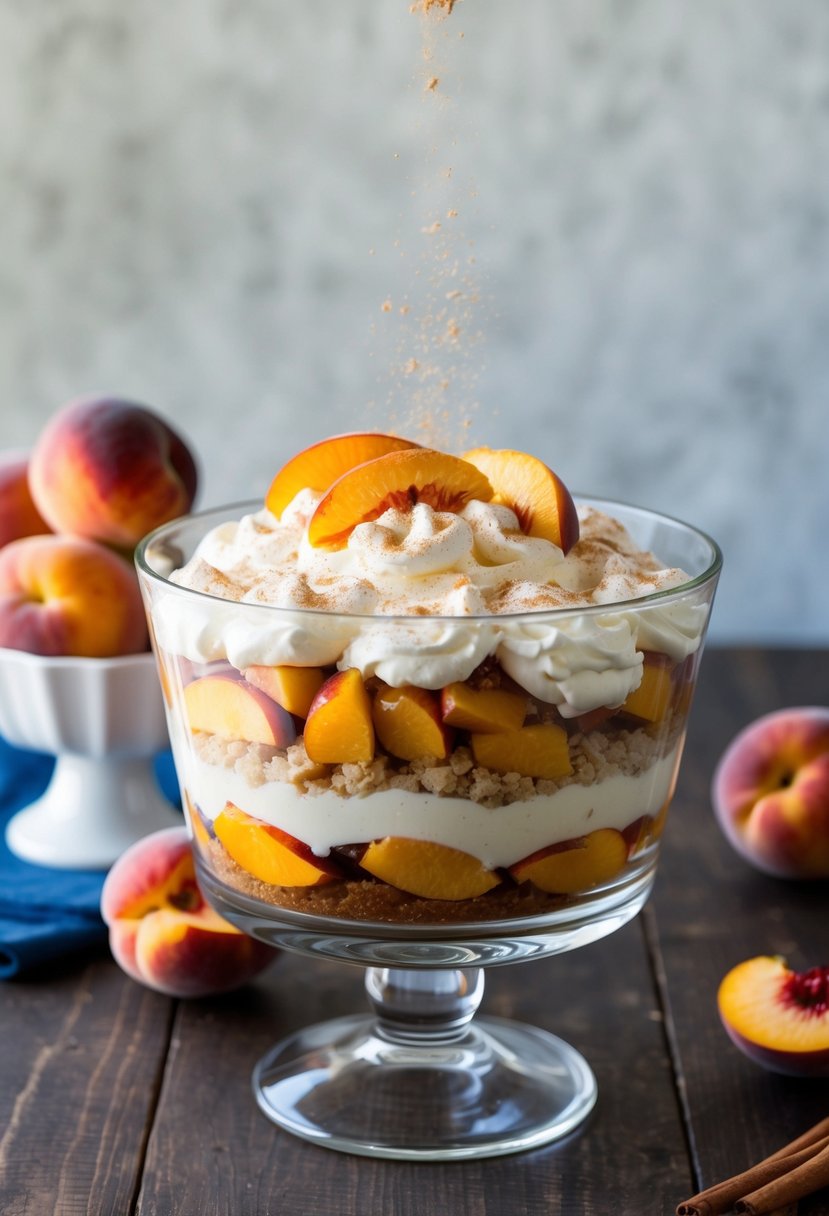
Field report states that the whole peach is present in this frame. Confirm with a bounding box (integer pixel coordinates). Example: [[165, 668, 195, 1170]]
[[0, 534, 148, 657], [0, 456, 50, 547], [101, 826, 278, 998], [29, 396, 198, 549], [712, 707, 829, 879]]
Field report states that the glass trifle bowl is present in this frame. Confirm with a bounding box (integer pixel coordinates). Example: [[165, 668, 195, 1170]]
[[135, 462, 720, 1161]]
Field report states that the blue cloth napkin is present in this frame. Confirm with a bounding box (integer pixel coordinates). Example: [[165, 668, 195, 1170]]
[[0, 737, 180, 979]]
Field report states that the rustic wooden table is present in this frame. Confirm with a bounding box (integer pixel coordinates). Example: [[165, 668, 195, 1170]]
[[1, 648, 827, 1216]]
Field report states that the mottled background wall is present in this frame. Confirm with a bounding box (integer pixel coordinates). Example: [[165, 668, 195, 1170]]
[[2, 0, 828, 643]]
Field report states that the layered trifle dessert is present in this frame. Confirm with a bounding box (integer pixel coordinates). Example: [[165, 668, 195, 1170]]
[[138, 434, 718, 924]]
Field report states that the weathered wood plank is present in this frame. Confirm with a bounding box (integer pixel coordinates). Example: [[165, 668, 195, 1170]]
[[652, 647, 829, 1215], [0, 949, 174, 1216], [137, 918, 691, 1215]]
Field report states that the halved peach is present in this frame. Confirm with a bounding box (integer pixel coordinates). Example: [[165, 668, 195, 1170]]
[[471, 723, 572, 780], [307, 448, 492, 550], [360, 836, 502, 900], [372, 684, 453, 761], [509, 828, 628, 894], [718, 956, 829, 1076], [462, 446, 579, 554], [621, 652, 675, 724], [214, 803, 343, 887], [183, 674, 297, 747], [304, 668, 375, 764], [441, 682, 527, 734], [243, 664, 327, 719], [265, 432, 421, 519]]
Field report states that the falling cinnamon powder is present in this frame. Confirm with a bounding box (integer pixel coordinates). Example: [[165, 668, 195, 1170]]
[[411, 0, 457, 14]]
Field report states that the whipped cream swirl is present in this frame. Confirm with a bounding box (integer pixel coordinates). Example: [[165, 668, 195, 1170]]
[[163, 492, 707, 715]]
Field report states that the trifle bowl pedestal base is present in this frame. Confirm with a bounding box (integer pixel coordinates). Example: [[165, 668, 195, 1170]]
[[253, 966, 596, 1161], [198, 861, 657, 1161]]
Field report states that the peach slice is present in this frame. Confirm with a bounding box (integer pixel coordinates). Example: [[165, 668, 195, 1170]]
[[304, 668, 375, 764], [621, 652, 675, 723], [265, 432, 421, 519], [372, 684, 453, 761], [183, 674, 296, 747], [214, 803, 343, 887], [462, 446, 580, 554], [509, 829, 628, 894], [441, 682, 527, 734], [360, 837, 502, 900], [243, 664, 327, 719], [718, 956, 829, 1076], [471, 723, 572, 780], [307, 448, 492, 550]]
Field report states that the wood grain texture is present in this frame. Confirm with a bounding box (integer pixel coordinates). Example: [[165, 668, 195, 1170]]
[[2, 648, 828, 1216], [0, 948, 174, 1216], [652, 647, 829, 1216], [136, 922, 691, 1215]]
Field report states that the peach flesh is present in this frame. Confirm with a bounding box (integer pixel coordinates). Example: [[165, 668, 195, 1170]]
[[718, 956, 829, 1076], [307, 447, 492, 550], [265, 432, 420, 519]]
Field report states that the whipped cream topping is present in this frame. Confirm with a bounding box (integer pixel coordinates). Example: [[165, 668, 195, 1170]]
[[161, 493, 707, 716]]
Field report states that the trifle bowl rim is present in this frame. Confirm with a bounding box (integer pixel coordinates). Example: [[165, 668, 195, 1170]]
[[135, 494, 722, 624]]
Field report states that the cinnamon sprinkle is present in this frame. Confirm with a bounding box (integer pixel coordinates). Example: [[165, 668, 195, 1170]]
[[412, 0, 457, 13]]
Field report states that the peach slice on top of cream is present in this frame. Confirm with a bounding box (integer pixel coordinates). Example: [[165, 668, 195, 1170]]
[[307, 447, 492, 550], [265, 431, 421, 520], [462, 446, 580, 554]]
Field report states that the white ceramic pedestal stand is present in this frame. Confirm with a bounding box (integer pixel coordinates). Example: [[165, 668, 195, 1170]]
[[0, 648, 180, 870]]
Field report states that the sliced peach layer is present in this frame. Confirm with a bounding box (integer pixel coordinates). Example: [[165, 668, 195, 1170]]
[[265, 432, 421, 519], [622, 653, 674, 723], [509, 829, 628, 894], [372, 684, 452, 761], [471, 723, 572, 780], [244, 664, 326, 719], [304, 668, 375, 764], [462, 446, 580, 554], [307, 447, 492, 550], [718, 956, 829, 1076], [441, 682, 527, 734], [360, 837, 502, 901], [183, 674, 296, 747], [214, 803, 342, 887]]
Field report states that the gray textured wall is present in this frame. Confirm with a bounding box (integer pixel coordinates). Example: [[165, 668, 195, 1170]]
[[2, 1, 828, 644]]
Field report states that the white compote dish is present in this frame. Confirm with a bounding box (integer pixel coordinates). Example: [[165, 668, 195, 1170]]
[[136, 437, 721, 1160]]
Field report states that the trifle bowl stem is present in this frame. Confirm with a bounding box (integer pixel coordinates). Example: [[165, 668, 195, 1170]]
[[253, 963, 596, 1160]]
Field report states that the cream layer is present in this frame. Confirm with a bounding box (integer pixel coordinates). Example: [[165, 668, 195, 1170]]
[[174, 739, 682, 871]]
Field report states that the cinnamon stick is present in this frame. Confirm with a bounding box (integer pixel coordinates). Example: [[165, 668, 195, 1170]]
[[734, 1140, 829, 1214], [676, 1117, 829, 1216]]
